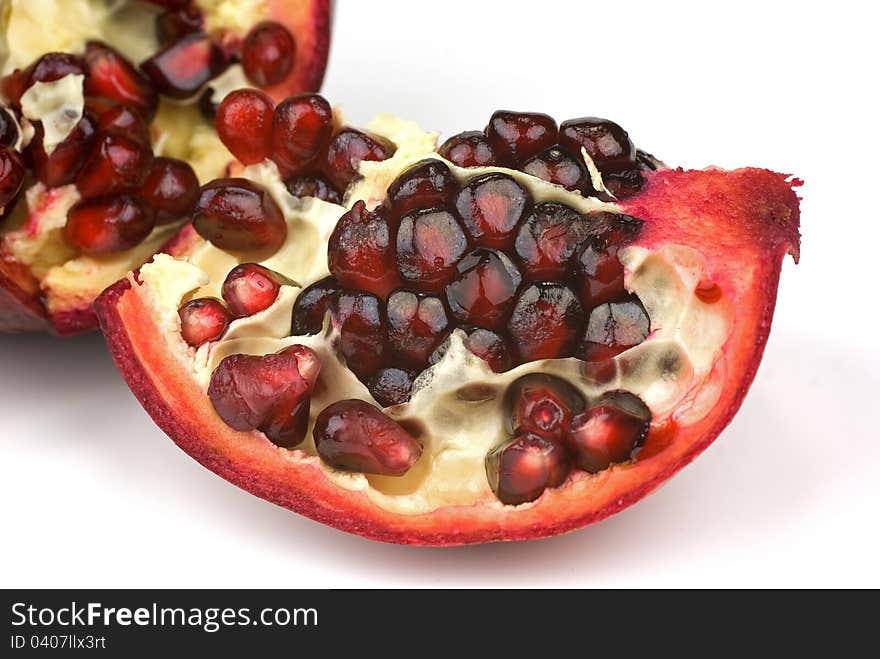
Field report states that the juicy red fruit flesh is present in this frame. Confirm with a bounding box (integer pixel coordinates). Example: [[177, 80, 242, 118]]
[[438, 131, 498, 168], [574, 212, 643, 309], [28, 115, 97, 188], [140, 157, 200, 223], [320, 128, 396, 191], [445, 248, 522, 330], [285, 175, 342, 204], [242, 21, 297, 88], [579, 297, 650, 362], [566, 390, 651, 472], [140, 32, 226, 100], [388, 159, 458, 218], [559, 117, 636, 173], [429, 326, 513, 374], [75, 133, 153, 199], [368, 367, 417, 407], [330, 290, 387, 380], [271, 94, 333, 175], [455, 173, 532, 249], [222, 263, 289, 317], [506, 373, 586, 441], [486, 110, 558, 166], [486, 432, 570, 506], [85, 97, 151, 147], [216, 89, 275, 165], [396, 208, 470, 293], [507, 283, 584, 363], [84, 41, 158, 120], [179, 297, 231, 346], [291, 276, 340, 335], [514, 202, 590, 282], [64, 195, 155, 255], [522, 147, 589, 192], [386, 290, 450, 368]]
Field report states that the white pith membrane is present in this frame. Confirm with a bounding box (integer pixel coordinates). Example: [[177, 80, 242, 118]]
[[0, 0, 268, 315], [135, 114, 736, 514]]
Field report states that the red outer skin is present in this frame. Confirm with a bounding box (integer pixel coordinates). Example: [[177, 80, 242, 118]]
[[96, 167, 801, 545], [0, 0, 332, 335]]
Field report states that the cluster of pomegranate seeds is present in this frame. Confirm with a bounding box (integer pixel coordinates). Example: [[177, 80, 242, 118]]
[[439, 111, 647, 199], [215, 92, 397, 204]]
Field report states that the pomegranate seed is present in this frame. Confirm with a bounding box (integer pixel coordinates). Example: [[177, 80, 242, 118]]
[[140, 157, 199, 223], [271, 93, 333, 175], [578, 297, 650, 361], [84, 97, 151, 146], [64, 195, 156, 255], [328, 200, 401, 299], [215, 89, 274, 165], [507, 283, 584, 363], [284, 175, 342, 204], [28, 115, 98, 188], [140, 32, 226, 100], [559, 117, 636, 173], [438, 131, 498, 168], [178, 297, 231, 346], [221, 263, 290, 317], [75, 133, 153, 199], [11, 53, 85, 107], [0, 109, 20, 147], [396, 208, 469, 293], [291, 276, 340, 335], [603, 169, 644, 199], [429, 326, 513, 373], [329, 290, 386, 380], [192, 178, 287, 253], [454, 173, 531, 249], [368, 367, 417, 407], [208, 345, 320, 448], [319, 128, 396, 191], [522, 147, 589, 192], [386, 290, 451, 369], [514, 201, 590, 281], [485, 110, 558, 166], [0, 148, 25, 210], [566, 390, 651, 472], [313, 399, 422, 476], [574, 212, 642, 309], [83, 41, 158, 120], [486, 432, 570, 505], [242, 21, 296, 88], [445, 248, 521, 330], [387, 159, 458, 218], [505, 373, 586, 441], [156, 6, 203, 45]]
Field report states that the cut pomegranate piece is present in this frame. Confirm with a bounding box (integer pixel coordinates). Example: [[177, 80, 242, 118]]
[[319, 128, 396, 191], [242, 21, 297, 88], [559, 117, 636, 173], [429, 326, 513, 373], [522, 147, 589, 192], [216, 89, 275, 165], [329, 290, 386, 380], [208, 345, 320, 448], [387, 159, 458, 218], [75, 133, 154, 199], [486, 432, 570, 506], [396, 208, 470, 293], [140, 32, 226, 100], [566, 390, 651, 473], [0, 109, 20, 148], [83, 41, 158, 120], [505, 373, 586, 441], [221, 263, 290, 317], [140, 157, 200, 224], [485, 110, 558, 166], [454, 173, 531, 249], [156, 5, 204, 46], [578, 297, 650, 361], [574, 212, 643, 309], [64, 195, 156, 255], [178, 297, 231, 347], [284, 175, 342, 204], [270, 93, 333, 175], [0, 148, 25, 210], [445, 248, 521, 330], [386, 290, 451, 369], [313, 399, 422, 476], [84, 97, 151, 147], [507, 282, 584, 363], [28, 115, 98, 188], [192, 178, 287, 254], [438, 131, 498, 168], [368, 367, 417, 407], [291, 276, 339, 335], [328, 201, 401, 299], [514, 201, 590, 281]]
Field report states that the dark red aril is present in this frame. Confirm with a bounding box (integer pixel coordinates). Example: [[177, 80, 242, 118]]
[[216, 89, 275, 165], [242, 21, 296, 88], [75, 133, 153, 199], [505, 373, 586, 441], [445, 248, 521, 330], [84, 97, 151, 147], [455, 173, 531, 249], [328, 200, 401, 299], [156, 6, 204, 46], [319, 128, 396, 191], [140, 157, 199, 223], [140, 32, 226, 100], [387, 159, 458, 217], [291, 276, 340, 335], [270, 93, 333, 175], [329, 290, 386, 380], [0, 148, 25, 210], [429, 326, 514, 373], [192, 178, 287, 254], [368, 367, 417, 407], [566, 390, 651, 472], [485, 110, 558, 166], [7, 53, 85, 107], [285, 175, 342, 204], [486, 432, 570, 505], [522, 147, 590, 192], [438, 131, 498, 168], [507, 282, 584, 363], [578, 296, 650, 361], [603, 169, 644, 199], [313, 399, 422, 476], [28, 115, 98, 188], [222, 263, 291, 317], [514, 201, 590, 281], [559, 117, 636, 173], [83, 41, 158, 120], [0, 109, 20, 148], [178, 297, 231, 346], [396, 208, 469, 293], [64, 195, 156, 255], [386, 290, 451, 369], [574, 212, 643, 309]]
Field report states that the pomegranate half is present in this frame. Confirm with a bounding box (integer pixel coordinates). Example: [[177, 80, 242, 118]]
[[96, 103, 800, 545], [0, 0, 331, 334]]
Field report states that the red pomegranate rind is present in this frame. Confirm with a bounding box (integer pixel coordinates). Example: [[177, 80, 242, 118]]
[[96, 168, 800, 545]]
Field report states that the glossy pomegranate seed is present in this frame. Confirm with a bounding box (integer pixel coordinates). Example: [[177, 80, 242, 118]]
[[578, 297, 650, 361], [285, 175, 342, 204], [140, 32, 226, 100], [84, 97, 151, 146], [75, 133, 153, 199], [603, 169, 644, 199], [215, 89, 274, 165], [313, 399, 422, 476], [429, 326, 513, 373], [329, 290, 386, 380], [270, 93, 333, 175], [0, 109, 20, 147], [486, 432, 570, 505], [522, 147, 589, 192], [83, 41, 158, 120], [505, 373, 586, 441], [574, 212, 642, 309], [368, 367, 417, 407], [193, 178, 287, 253], [0, 148, 25, 210], [64, 195, 156, 255], [221, 263, 290, 317], [291, 276, 339, 335], [438, 131, 498, 168], [178, 297, 231, 346], [559, 117, 636, 173], [28, 115, 98, 188], [387, 159, 458, 218], [507, 283, 584, 363], [208, 345, 320, 448], [566, 390, 651, 472], [514, 201, 590, 281], [396, 208, 469, 293], [242, 21, 296, 88], [156, 6, 203, 45], [328, 200, 401, 299], [386, 290, 451, 368], [320, 128, 396, 191], [454, 173, 531, 249], [485, 111, 558, 166], [445, 248, 521, 330], [140, 157, 199, 223]]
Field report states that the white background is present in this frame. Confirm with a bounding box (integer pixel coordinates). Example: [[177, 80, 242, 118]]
[[2, 0, 879, 588]]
